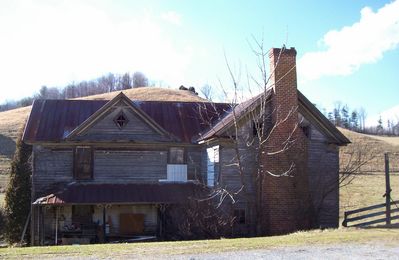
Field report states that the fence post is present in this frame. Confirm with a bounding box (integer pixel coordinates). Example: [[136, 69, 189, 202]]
[[342, 212, 348, 227], [384, 153, 391, 225]]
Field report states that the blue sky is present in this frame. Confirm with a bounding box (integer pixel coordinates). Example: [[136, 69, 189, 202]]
[[0, 0, 398, 125]]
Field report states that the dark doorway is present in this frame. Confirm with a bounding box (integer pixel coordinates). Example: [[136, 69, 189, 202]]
[[72, 205, 93, 226]]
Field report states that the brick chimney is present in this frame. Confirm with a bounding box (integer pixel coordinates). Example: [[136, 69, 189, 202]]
[[259, 47, 312, 235]]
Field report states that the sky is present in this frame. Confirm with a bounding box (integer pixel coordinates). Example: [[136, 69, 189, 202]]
[[0, 0, 398, 126]]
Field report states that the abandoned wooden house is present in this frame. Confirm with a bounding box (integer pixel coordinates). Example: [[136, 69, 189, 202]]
[[23, 47, 350, 246]]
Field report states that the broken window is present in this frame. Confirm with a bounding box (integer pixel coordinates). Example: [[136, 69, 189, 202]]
[[114, 111, 129, 129], [169, 147, 185, 164], [74, 146, 93, 180]]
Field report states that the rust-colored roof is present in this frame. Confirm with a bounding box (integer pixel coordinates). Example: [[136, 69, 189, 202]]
[[198, 91, 271, 141], [23, 99, 230, 143], [33, 183, 209, 205], [198, 90, 350, 145]]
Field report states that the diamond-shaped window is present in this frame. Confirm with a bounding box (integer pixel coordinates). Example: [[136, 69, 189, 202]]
[[114, 111, 129, 129]]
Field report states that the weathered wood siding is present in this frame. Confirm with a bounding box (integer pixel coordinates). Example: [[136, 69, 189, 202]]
[[307, 126, 340, 228], [33, 147, 73, 199], [186, 147, 202, 181], [218, 118, 258, 235], [93, 150, 167, 182], [76, 105, 170, 142]]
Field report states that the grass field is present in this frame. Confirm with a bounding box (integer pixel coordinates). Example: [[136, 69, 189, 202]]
[[0, 228, 398, 258]]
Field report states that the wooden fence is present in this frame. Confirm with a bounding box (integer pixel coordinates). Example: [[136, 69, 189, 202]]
[[342, 200, 399, 227]]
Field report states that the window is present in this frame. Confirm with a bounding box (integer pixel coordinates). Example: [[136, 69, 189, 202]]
[[113, 111, 129, 129], [301, 126, 311, 138], [234, 209, 246, 224], [169, 147, 185, 164], [207, 145, 219, 187], [74, 146, 93, 180]]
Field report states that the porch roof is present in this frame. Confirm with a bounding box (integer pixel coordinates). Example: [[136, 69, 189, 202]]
[[33, 182, 208, 205]]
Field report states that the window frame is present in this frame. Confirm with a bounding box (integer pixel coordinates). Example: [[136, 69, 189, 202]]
[[113, 111, 129, 129], [73, 146, 93, 180]]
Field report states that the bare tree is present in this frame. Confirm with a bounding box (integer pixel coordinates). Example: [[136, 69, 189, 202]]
[[358, 107, 367, 131], [200, 84, 213, 101]]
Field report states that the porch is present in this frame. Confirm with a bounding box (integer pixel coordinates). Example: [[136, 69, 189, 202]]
[[31, 182, 206, 245]]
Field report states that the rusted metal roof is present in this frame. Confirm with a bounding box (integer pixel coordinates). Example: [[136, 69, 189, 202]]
[[23, 99, 230, 143], [198, 91, 271, 141], [198, 90, 350, 145], [33, 182, 209, 205]]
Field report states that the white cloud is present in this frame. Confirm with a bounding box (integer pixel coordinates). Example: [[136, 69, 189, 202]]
[[0, 1, 191, 103], [298, 1, 399, 81], [366, 104, 399, 127], [161, 11, 182, 26]]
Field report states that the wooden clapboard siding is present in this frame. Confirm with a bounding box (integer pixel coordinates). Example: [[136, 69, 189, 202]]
[[307, 126, 340, 228], [93, 150, 167, 182], [76, 105, 170, 142], [186, 147, 202, 181], [33, 147, 74, 198]]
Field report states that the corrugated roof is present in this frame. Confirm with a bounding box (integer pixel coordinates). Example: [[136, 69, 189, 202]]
[[33, 183, 209, 205], [23, 99, 230, 143]]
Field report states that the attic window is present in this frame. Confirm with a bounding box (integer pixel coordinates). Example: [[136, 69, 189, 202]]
[[114, 111, 129, 129]]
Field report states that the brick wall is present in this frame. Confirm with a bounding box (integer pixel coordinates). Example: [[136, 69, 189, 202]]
[[259, 48, 313, 235]]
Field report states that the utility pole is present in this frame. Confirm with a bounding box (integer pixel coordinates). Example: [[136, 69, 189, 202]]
[[384, 153, 391, 225]]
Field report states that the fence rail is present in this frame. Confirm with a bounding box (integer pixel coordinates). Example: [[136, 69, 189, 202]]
[[342, 200, 399, 227]]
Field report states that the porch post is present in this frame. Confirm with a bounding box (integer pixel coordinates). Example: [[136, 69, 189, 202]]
[[102, 204, 107, 242], [55, 207, 59, 245]]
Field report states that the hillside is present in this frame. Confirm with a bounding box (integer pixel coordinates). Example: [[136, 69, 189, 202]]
[[0, 87, 206, 180], [338, 127, 399, 220]]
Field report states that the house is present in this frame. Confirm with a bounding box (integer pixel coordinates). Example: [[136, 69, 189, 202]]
[[23, 47, 350, 246]]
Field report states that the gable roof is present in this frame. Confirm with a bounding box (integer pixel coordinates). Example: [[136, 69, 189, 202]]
[[297, 91, 350, 144], [65, 92, 176, 141], [23, 97, 230, 143], [197, 90, 350, 145], [197, 90, 272, 141]]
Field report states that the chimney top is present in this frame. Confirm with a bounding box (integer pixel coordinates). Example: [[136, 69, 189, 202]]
[[269, 47, 297, 58]]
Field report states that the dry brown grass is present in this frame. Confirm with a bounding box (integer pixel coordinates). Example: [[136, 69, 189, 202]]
[[75, 87, 207, 102], [339, 127, 399, 172]]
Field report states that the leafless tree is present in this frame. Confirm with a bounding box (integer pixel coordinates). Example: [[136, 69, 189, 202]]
[[358, 107, 367, 131], [200, 84, 213, 101]]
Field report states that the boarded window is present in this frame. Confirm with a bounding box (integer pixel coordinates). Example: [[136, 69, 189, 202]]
[[169, 147, 185, 164], [234, 209, 246, 224], [74, 146, 93, 180]]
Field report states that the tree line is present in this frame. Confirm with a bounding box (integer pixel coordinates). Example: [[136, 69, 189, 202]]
[[324, 102, 399, 136], [0, 71, 149, 112]]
